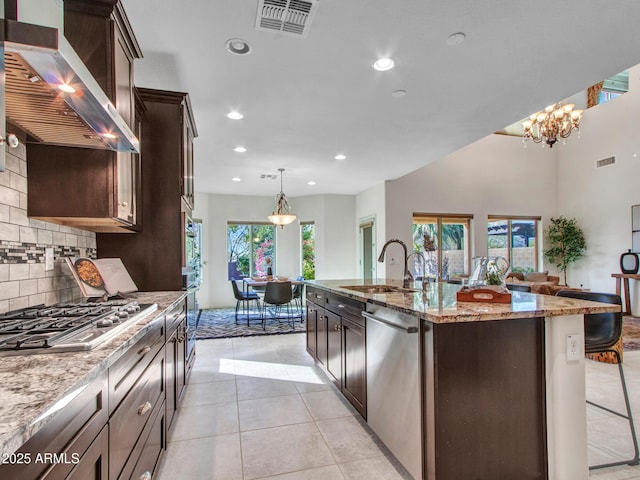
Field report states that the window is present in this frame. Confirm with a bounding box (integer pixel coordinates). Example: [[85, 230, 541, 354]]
[[487, 216, 539, 273], [412, 213, 472, 281], [301, 222, 315, 280], [227, 223, 276, 279]]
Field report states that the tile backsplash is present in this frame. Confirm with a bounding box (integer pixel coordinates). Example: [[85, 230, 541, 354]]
[[0, 143, 96, 313]]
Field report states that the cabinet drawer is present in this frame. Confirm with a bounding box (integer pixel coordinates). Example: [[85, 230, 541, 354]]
[[117, 398, 165, 480], [306, 287, 326, 304], [165, 298, 186, 335], [0, 371, 108, 479], [110, 349, 165, 480], [326, 294, 365, 325], [109, 318, 164, 415]]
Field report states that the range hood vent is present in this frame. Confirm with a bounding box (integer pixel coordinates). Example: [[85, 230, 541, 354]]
[[4, 20, 139, 153], [255, 0, 318, 37]]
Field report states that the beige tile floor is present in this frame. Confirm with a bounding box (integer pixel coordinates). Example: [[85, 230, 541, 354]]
[[155, 333, 640, 480]]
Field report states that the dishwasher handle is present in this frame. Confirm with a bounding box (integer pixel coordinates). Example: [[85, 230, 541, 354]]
[[362, 311, 418, 334]]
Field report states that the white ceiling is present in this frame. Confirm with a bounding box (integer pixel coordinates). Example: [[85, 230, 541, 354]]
[[121, 0, 640, 198]]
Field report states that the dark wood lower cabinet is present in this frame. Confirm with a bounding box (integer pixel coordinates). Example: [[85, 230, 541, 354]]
[[306, 302, 318, 357], [341, 317, 366, 417], [0, 296, 193, 480], [424, 317, 547, 479], [305, 287, 367, 419], [65, 426, 109, 480], [326, 310, 343, 386]]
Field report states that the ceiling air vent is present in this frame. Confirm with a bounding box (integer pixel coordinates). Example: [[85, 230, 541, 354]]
[[596, 156, 616, 168], [255, 0, 318, 37], [261, 174, 279, 180]]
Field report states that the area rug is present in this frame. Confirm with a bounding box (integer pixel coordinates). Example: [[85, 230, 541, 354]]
[[195, 307, 306, 340]]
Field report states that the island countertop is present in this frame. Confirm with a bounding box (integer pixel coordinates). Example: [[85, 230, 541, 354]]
[[0, 291, 186, 458], [306, 279, 620, 323]]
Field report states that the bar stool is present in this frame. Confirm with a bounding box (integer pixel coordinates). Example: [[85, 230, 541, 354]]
[[556, 289, 640, 469]]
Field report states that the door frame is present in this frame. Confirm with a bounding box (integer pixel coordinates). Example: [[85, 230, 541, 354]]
[[359, 216, 376, 280]]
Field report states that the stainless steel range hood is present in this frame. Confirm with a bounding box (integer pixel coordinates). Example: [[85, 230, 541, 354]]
[[3, 19, 140, 155]]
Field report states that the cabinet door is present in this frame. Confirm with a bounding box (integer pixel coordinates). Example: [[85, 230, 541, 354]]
[[165, 329, 178, 432], [182, 115, 195, 209], [306, 302, 318, 357], [176, 319, 187, 401], [326, 310, 342, 386], [342, 317, 367, 418], [316, 309, 328, 367], [64, 426, 109, 480]]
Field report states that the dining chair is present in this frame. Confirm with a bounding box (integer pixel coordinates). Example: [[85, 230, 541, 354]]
[[231, 280, 261, 326], [291, 276, 305, 320], [555, 289, 639, 469], [262, 281, 293, 329]]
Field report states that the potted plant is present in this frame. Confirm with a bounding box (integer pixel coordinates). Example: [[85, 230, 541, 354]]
[[544, 216, 587, 286]]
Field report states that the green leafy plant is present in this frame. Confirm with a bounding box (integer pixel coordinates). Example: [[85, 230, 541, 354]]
[[544, 216, 587, 286]]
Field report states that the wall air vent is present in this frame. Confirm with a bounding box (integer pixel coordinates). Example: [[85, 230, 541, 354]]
[[261, 174, 279, 180], [596, 156, 616, 168], [255, 0, 318, 37]]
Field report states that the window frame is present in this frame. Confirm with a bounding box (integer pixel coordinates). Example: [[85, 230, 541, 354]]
[[412, 212, 473, 281], [226, 222, 276, 279], [487, 215, 541, 272]]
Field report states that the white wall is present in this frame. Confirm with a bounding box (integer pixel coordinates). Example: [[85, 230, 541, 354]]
[[198, 193, 357, 308], [383, 134, 559, 281], [556, 65, 640, 305]]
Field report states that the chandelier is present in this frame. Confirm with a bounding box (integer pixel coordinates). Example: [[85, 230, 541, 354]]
[[521, 103, 583, 148], [268, 168, 297, 228]]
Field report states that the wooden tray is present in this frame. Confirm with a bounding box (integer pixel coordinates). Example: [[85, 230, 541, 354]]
[[456, 288, 512, 304]]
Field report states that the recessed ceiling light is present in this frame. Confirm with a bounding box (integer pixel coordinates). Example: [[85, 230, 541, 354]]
[[446, 32, 466, 46], [392, 89, 407, 98], [227, 111, 244, 120], [226, 38, 251, 55], [373, 58, 395, 72], [307, 181, 316, 186], [232, 177, 242, 182], [234, 146, 247, 153], [335, 154, 346, 160], [57, 83, 76, 93]]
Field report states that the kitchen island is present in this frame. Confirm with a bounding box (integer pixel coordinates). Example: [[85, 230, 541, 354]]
[[306, 279, 620, 480], [0, 291, 192, 479]]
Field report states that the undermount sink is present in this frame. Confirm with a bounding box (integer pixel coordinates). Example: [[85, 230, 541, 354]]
[[340, 285, 419, 294]]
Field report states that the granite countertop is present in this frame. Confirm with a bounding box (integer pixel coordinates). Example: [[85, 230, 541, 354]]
[[0, 291, 187, 457], [306, 279, 620, 323]]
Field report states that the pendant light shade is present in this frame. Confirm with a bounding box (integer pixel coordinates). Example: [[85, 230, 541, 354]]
[[268, 168, 296, 228]]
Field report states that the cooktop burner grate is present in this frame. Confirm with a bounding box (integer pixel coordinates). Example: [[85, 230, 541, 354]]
[[0, 301, 158, 355]]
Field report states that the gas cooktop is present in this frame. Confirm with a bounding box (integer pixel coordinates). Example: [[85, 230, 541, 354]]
[[0, 301, 158, 356]]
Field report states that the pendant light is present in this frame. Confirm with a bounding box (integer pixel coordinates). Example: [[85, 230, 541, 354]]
[[268, 168, 296, 228]]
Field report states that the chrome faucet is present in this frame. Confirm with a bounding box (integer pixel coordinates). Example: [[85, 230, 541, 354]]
[[378, 239, 412, 289], [406, 252, 428, 292]]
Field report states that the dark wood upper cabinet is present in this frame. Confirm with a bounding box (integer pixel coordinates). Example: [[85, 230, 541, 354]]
[[97, 89, 198, 291], [26, 0, 143, 232]]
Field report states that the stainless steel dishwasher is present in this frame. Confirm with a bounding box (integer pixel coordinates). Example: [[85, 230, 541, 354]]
[[363, 305, 421, 480]]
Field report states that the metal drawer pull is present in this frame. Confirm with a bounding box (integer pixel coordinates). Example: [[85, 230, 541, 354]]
[[138, 401, 152, 416], [338, 304, 345, 308], [362, 312, 418, 334], [139, 472, 152, 480], [177, 335, 185, 343], [137, 345, 151, 356]]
